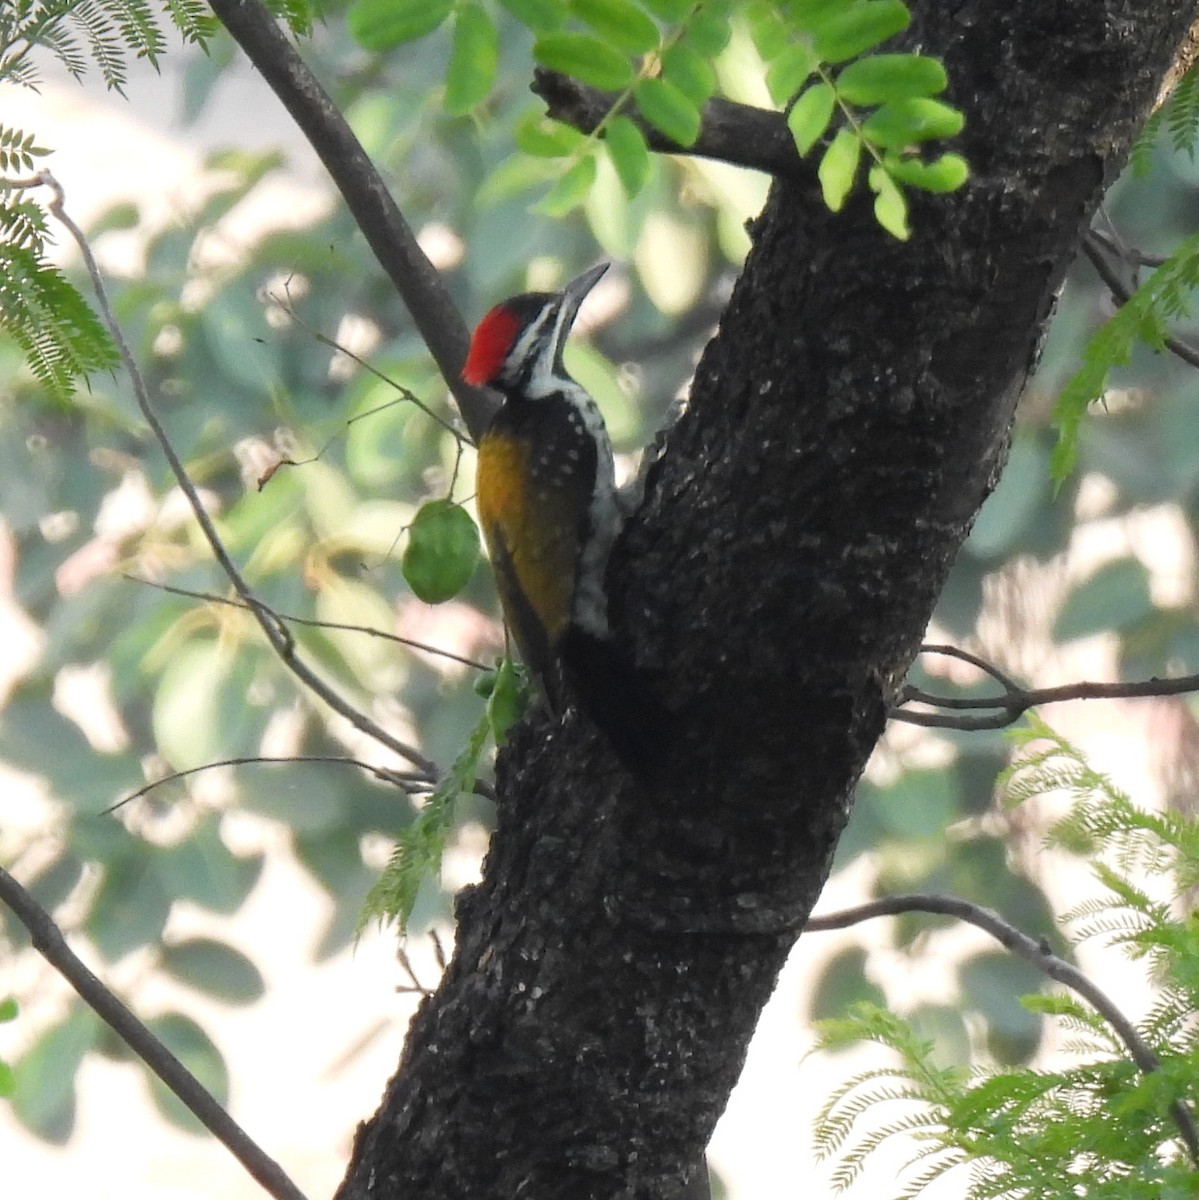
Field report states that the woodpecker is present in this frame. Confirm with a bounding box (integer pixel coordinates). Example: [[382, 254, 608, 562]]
[[464, 264, 665, 774]]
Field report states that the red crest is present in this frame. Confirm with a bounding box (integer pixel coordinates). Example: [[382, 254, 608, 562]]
[[462, 304, 523, 386]]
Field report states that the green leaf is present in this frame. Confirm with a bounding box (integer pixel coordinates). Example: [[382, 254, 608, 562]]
[[498, 0, 565, 32], [488, 656, 528, 744], [960, 952, 1045, 1065], [869, 164, 909, 239], [885, 150, 970, 192], [478, 155, 559, 206], [634, 76, 702, 146], [346, 0, 452, 50], [145, 1013, 228, 1134], [0, 693, 137, 813], [537, 153, 599, 216], [786, 81, 836, 155], [641, 0, 693, 18], [161, 938, 266, 1005], [573, 0, 660, 54], [746, 1, 788, 59], [87, 201, 140, 238], [22, 853, 84, 915], [660, 41, 717, 107], [682, 5, 730, 56], [765, 41, 819, 106], [86, 853, 173, 960], [906, 1003, 971, 1069], [0, 1060, 13, 1098], [403, 500, 480, 603], [872, 768, 958, 840], [445, 4, 498, 115], [1053, 558, 1155, 642], [534, 32, 635, 91], [605, 114, 652, 195], [0, 997, 17, 1022], [11, 1007, 96, 1143], [818, 127, 861, 211], [515, 112, 588, 158], [155, 821, 263, 915], [809, 0, 911, 64], [835, 53, 948, 104], [861, 97, 965, 147], [151, 640, 258, 771], [810, 946, 887, 1020]]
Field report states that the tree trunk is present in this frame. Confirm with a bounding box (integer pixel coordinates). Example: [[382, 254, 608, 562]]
[[336, 3, 1198, 1197]]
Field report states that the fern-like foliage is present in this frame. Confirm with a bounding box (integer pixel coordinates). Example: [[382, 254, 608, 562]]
[[1132, 62, 1199, 176], [0, 1, 312, 399], [812, 715, 1199, 1197], [1054, 62, 1199, 484], [356, 709, 492, 937], [1050, 230, 1199, 484], [0, 193, 119, 397], [0, 0, 217, 92]]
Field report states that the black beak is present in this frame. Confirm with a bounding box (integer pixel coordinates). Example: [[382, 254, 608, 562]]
[[559, 262, 609, 326]]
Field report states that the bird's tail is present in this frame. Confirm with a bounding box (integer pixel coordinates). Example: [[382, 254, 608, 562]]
[[559, 624, 674, 781]]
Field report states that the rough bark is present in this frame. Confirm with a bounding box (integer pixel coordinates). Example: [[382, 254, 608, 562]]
[[336, 3, 1198, 1198]]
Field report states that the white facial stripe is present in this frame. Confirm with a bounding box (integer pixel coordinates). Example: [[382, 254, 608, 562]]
[[526, 299, 573, 398], [504, 304, 556, 388]]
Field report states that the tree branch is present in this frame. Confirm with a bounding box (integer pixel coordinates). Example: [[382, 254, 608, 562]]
[[892, 658, 1199, 731], [805, 892, 1199, 1165], [532, 67, 808, 180], [206, 0, 496, 441], [0, 864, 311, 1200]]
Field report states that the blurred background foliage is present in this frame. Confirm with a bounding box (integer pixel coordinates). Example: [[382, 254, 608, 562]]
[[0, 0, 1196, 1179]]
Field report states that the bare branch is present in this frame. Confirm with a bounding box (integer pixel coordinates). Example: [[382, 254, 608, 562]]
[[25, 171, 438, 778], [532, 68, 808, 180], [124, 576, 490, 672], [206, 0, 496, 441], [0, 864, 311, 1200], [1088, 223, 1169, 270], [805, 892, 1199, 1165], [893, 660, 1199, 731], [916, 642, 1022, 694], [104, 754, 423, 815]]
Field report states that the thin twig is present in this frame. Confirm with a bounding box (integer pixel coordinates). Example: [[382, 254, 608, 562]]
[[1081, 229, 1199, 371], [0, 864, 311, 1200], [917, 643, 1023, 694], [396, 944, 433, 997], [103, 754, 422, 815], [25, 170, 437, 779], [430, 927, 447, 972], [893, 668, 1199, 730], [1088, 220, 1170, 270], [805, 892, 1199, 1165], [206, 0, 496, 442], [124, 575, 490, 671], [271, 287, 470, 445]]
